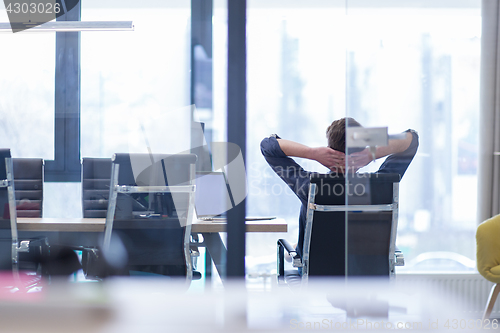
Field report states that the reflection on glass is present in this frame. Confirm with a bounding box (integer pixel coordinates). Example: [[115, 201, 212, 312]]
[[250, 0, 480, 277], [345, 2, 480, 271], [244, 0, 347, 280]]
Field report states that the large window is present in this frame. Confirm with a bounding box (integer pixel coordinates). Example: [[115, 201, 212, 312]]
[[345, 2, 480, 272], [213, 0, 481, 275], [81, 0, 191, 158], [0, 10, 55, 159], [243, 1, 348, 275], [0, 0, 482, 275]]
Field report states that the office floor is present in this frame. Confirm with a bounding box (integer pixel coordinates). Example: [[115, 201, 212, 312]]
[[188, 247, 277, 293]]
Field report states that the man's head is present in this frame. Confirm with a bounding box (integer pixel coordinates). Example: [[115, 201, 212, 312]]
[[326, 117, 362, 152]]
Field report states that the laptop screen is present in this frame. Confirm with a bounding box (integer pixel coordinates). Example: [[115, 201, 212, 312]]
[[195, 172, 233, 218]]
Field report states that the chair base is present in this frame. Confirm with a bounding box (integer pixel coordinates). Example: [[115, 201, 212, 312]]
[[277, 269, 302, 289], [483, 283, 500, 321]]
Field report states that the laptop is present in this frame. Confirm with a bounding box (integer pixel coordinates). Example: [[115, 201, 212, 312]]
[[195, 171, 275, 221]]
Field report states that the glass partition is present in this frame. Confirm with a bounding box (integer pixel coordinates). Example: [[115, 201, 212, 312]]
[[243, 0, 347, 285], [344, 0, 480, 275], [243, 0, 480, 283], [0, 0, 484, 297]]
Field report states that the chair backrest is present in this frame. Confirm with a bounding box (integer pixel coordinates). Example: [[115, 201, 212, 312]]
[[82, 158, 112, 218], [305, 173, 400, 278], [12, 158, 43, 218], [104, 153, 197, 278], [476, 215, 500, 284]]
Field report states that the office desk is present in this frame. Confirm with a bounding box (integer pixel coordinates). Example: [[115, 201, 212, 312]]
[[193, 218, 287, 279], [14, 217, 287, 279], [15, 218, 287, 233]]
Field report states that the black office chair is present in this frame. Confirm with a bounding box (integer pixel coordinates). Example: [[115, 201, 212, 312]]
[[0, 150, 50, 280], [82, 158, 112, 218], [12, 158, 44, 218], [83, 153, 200, 284], [0, 150, 81, 280], [277, 173, 404, 288]]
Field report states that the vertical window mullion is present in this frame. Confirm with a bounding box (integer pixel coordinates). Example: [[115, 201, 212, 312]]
[[45, 1, 81, 182]]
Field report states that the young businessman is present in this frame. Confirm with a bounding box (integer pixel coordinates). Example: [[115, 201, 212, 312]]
[[260, 117, 419, 261]]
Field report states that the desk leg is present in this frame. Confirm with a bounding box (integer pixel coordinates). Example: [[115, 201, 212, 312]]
[[202, 232, 226, 281], [205, 250, 212, 289]]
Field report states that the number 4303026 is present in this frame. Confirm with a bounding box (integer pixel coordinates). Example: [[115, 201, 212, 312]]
[[6, 2, 62, 15]]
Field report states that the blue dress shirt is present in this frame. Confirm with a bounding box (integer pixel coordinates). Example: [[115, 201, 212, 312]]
[[260, 130, 419, 259]]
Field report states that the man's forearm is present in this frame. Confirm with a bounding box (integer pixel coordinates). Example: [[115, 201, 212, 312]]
[[277, 138, 346, 170], [277, 139, 313, 159], [375, 131, 412, 159]]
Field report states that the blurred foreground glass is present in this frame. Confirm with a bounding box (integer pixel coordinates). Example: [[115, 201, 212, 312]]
[[0, 278, 487, 331]]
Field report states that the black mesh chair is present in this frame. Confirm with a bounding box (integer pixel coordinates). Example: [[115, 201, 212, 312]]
[[0, 150, 50, 280], [85, 153, 199, 284], [0, 149, 22, 271], [12, 158, 44, 218], [277, 173, 404, 287], [82, 158, 112, 218]]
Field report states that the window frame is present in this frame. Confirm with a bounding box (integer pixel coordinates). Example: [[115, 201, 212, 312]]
[[44, 1, 81, 182]]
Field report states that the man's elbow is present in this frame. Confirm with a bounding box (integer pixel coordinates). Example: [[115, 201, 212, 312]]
[[410, 130, 419, 149], [260, 137, 270, 157]]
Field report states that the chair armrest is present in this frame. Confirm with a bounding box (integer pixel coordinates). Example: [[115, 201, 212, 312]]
[[18, 240, 31, 253], [278, 239, 302, 268], [277, 239, 302, 284], [395, 250, 404, 266], [278, 239, 297, 256]]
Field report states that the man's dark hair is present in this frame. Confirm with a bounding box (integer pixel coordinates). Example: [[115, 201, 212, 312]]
[[326, 117, 362, 152]]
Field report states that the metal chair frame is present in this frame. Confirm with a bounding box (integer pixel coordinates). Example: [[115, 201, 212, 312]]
[[278, 176, 404, 286], [103, 161, 197, 283], [301, 181, 401, 282], [0, 156, 33, 274]]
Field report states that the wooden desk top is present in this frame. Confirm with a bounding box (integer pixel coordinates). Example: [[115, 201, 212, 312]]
[[16, 218, 105, 232], [16, 218, 287, 233], [192, 218, 287, 233]]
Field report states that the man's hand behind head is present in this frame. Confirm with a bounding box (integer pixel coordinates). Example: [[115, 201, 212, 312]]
[[347, 148, 372, 172], [312, 146, 345, 172]]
